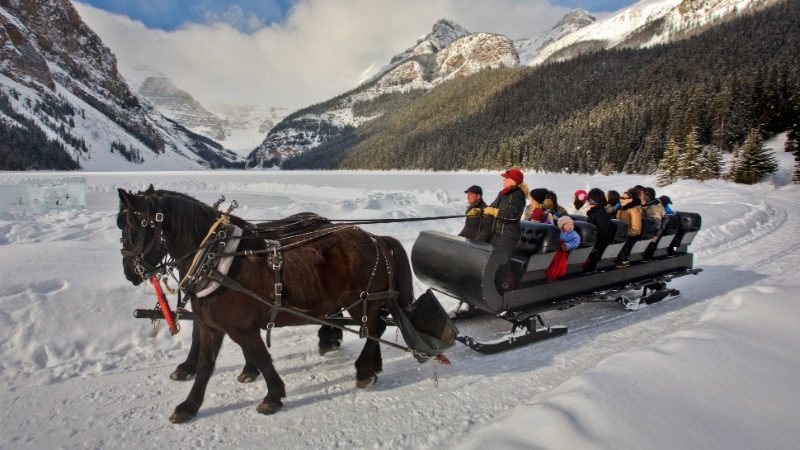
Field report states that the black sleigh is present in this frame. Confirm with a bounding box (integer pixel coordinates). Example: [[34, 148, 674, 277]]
[[411, 212, 703, 354]]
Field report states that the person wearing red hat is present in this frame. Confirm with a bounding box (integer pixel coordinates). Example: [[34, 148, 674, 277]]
[[568, 189, 591, 216], [481, 168, 527, 289]]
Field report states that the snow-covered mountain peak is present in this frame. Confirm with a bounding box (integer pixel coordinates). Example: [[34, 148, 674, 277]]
[[427, 19, 470, 51], [514, 9, 596, 65], [553, 9, 596, 29]]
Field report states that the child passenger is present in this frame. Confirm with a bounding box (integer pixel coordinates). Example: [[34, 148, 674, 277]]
[[557, 216, 581, 252], [527, 188, 554, 224]]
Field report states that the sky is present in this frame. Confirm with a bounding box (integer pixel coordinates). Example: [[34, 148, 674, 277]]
[[73, 0, 640, 114]]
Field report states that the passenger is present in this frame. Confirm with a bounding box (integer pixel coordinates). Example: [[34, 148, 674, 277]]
[[544, 190, 568, 218], [545, 215, 580, 281], [557, 216, 581, 252], [482, 168, 527, 246], [606, 190, 621, 215], [585, 188, 615, 271], [482, 168, 527, 289], [615, 189, 642, 267], [568, 189, 591, 216], [458, 185, 487, 240], [640, 187, 665, 231], [659, 195, 674, 215], [641, 187, 667, 259], [527, 188, 554, 224]]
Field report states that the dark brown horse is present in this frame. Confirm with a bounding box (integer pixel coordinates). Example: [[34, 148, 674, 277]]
[[117, 186, 414, 423]]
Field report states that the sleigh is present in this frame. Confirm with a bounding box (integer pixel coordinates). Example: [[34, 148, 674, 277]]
[[410, 212, 702, 353]]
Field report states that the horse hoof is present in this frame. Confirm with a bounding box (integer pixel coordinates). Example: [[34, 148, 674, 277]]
[[169, 409, 196, 424], [256, 401, 283, 415], [318, 340, 341, 356], [170, 368, 195, 381], [237, 371, 260, 383], [355, 375, 377, 389]]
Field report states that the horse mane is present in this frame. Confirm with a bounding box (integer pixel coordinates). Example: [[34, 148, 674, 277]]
[[144, 189, 330, 242]]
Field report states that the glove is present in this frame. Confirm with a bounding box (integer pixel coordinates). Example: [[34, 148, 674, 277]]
[[483, 207, 499, 217], [560, 243, 569, 252], [466, 208, 482, 217]]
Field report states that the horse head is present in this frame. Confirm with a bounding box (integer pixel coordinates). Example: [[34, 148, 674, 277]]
[[117, 184, 169, 285]]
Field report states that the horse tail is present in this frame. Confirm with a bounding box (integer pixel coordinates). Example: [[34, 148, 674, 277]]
[[380, 236, 414, 311]]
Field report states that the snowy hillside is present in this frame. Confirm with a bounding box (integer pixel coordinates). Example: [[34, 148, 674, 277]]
[[514, 9, 596, 65], [529, 0, 779, 66], [247, 20, 519, 168], [0, 136, 797, 447], [0, 0, 242, 170]]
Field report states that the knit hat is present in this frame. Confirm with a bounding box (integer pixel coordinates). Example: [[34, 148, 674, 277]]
[[574, 189, 587, 202], [501, 168, 524, 185], [529, 188, 548, 204], [557, 215, 574, 229]]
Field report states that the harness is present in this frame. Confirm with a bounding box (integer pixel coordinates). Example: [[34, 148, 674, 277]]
[[127, 208, 406, 352]]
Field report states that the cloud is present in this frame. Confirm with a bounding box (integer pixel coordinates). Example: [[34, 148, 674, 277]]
[[74, 0, 573, 113]]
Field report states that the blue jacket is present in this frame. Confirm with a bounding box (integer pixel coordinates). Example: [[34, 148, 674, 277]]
[[560, 229, 581, 251], [664, 205, 674, 215]]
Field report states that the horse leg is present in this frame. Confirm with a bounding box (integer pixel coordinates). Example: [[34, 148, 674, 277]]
[[171, 322, 259, 383], [169, 324, 224, 423], [171, 323, 200, 381], [317, 312, 344, 355], [238, 355, 261, 383], [350, 305, 387, 389], [227, 327, 286, 415]]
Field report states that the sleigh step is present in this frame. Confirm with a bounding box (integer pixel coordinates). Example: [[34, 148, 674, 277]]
[[455, 325, 568, 354]]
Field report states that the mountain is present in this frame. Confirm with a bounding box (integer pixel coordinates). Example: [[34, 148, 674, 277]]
[[0, 0, 243, 170], [127, 69, 286, 156], [136, 75, 228, 141], [280, 0, 799, 173], [529, 0, 780, 66], [246, 19, 518, 168], [207, 103, 287, 155], [514, 9, 596, 65]]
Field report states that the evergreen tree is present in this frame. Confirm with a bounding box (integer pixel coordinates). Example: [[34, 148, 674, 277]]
[[678, 127, 702, 178], [730, 128, 778, 184], [697, 145, 723, 180], [786, 112, 800, 184], [656, 138, 680, 186]]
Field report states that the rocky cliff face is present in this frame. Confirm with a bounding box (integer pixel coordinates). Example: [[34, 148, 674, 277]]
[[247, 20, 519, 168], [0, 0, 241, 170]]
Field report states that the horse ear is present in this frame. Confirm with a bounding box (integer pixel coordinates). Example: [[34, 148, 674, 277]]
[[145, 184, 155, 194], [118, 188, 131, 205]]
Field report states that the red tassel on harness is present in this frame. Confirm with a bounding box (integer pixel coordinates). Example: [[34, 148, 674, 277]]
[[151, 276, 179, 335]]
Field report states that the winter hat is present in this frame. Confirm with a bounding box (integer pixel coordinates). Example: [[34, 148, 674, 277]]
[[501, 168, 524, 185], [529, 188, 548, 204], [557, 215, 574, 229], [574, 189, 588, 202], [659, 195, 672, 206], [464, 185, 483, 196]]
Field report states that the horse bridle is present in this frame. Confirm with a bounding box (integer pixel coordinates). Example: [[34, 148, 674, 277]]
[[120, 207, 169, 280]]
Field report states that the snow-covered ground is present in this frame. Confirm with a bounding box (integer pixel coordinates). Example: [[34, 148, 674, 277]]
[[0, 137, 797, 449]]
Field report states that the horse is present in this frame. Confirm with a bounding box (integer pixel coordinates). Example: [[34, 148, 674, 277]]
[[117, 185, 415, 423]]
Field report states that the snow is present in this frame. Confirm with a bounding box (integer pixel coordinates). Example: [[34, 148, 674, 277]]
[[1, 136, 798, 448]]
